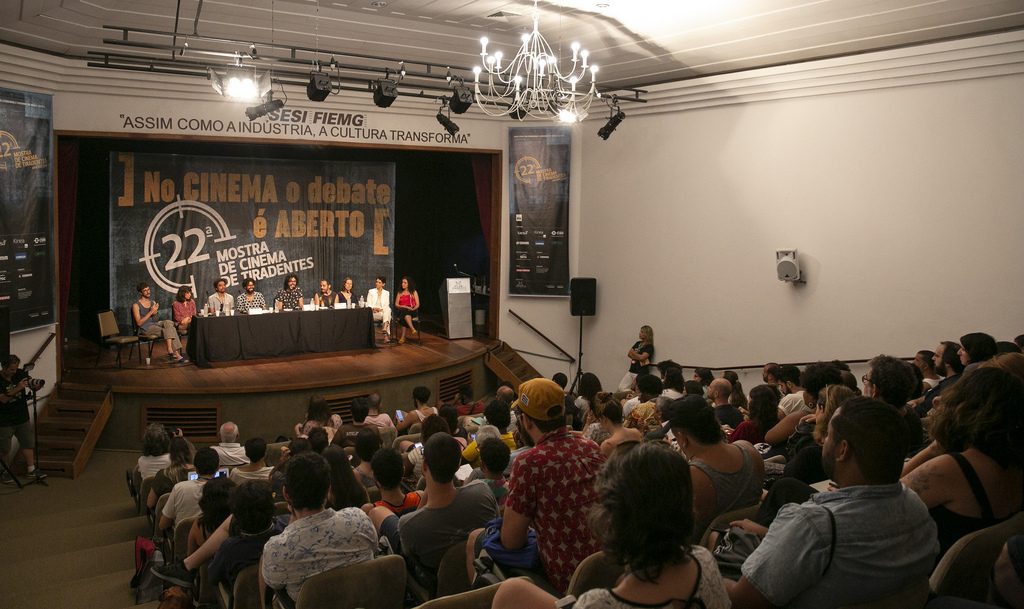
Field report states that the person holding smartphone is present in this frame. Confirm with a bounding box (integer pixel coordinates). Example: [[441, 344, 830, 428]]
[[395, 386, 437, 433]]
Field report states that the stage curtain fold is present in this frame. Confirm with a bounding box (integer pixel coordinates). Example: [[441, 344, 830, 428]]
[[57, 138, 79, 331], [470, 154, 492, 250]]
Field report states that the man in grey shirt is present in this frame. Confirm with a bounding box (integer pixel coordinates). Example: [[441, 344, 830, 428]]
[[370, 433, 497, 574], [727, 397, 938, 609]]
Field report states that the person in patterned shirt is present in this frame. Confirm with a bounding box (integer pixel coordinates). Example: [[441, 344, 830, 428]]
[[466, 378, 605, 593], [274, 274, 304, 311], [259, 452, 377, 602]]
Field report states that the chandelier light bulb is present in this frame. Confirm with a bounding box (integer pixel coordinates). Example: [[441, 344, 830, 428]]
[[571, 41, 580, 60], [521, 33, 530, 44], [494, 51, 503, 69], [473, 66, 481, 82], [480, 37, 488, 55], [580, 49, 590, 68]]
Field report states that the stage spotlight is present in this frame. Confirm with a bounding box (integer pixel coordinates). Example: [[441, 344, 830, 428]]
[[209, 67, 270, 101], [597, 109, 625, 140], [436, 110, 460, 136], [245, 97, 284, 121], [372, 79, 398, 108], [307, 72, 332, 102], [448, 83, 474, 114]]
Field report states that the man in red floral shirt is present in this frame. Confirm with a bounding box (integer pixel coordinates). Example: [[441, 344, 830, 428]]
[[467, 378, 605, 593]]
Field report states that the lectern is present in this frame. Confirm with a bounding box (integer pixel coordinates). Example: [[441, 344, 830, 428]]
[[439, 278, 473, 339]]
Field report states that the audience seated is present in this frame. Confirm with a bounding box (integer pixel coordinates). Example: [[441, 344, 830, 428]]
[[208, 481, 284, 591], [783, 384, 855, 484], [370, 434, 497, 584], [229, 437, 274, 483], [661, 368, 686, 401], [294, 395, 341, 442], [623, 374, 663, 435], [187, 476, 236, 556], [138, 423, 172, 479], [726, 397, 938, 608], [597, 402, 642, 457], [708, 378, 743, 429], [148, 435, 196, 509], [493, 442, 731, 609], [269, 438, 312, 499], [462, 400, 515, 467], [583, 393, 614, 446], [323, 445, 370, 509], [396, 386, 438, 433], [353, 429, 381, 489], [159, 447, 221, 533], [476, 438, 511, 511], [765, 362, 842, 447], [467, 378, 605, 594], [920, 341, 965, 417], [305, 427, 329, 455], [723, 370, 748, 413], [211, 422, 250, 467], [453, 385, 485, 417], [334, 397, 372, 448], [775, 365, 808, 416], [693, 368, 714, 395], [902, 365, 1024, 559], [575, 373, 604, 430], [668, 395, 764, 537], [363, 393, 396, 429], [960, 332, 999, 375], [440, 404, 471, 448], [260, 452, 377, 602], [728, 384, 781, 446], [862, 354, 924, 451], [403, 415, 451, 483], [367, 447, 422, 515]]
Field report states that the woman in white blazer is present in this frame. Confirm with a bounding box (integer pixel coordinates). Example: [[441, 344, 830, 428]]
[[366, 276, 392, 341]]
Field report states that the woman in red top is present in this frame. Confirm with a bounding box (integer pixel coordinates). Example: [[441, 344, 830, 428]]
[[394, 276, 420, 344], [728, 383, 781, 445], [171, 285, 197, 335]]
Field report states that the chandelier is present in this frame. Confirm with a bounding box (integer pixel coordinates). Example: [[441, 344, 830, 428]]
[[472, 3, 599, 123]]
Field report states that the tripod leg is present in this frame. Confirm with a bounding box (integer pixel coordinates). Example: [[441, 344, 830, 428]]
[[0, 457, 24, 489]]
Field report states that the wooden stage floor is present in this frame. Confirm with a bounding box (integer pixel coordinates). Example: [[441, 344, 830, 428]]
[[62, 332, 498, 395]]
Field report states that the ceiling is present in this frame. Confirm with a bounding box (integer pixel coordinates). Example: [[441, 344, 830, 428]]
[[2, 0, 1023, 97]]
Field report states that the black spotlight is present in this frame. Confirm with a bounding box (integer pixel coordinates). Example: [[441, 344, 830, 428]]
[[307, 72, 331, 102], [372, 79, 398, 108], [436, 111, 459, 136], [448, 84, 474, 114], [245, 98, 284, 121], [597, 109, 625, 140]]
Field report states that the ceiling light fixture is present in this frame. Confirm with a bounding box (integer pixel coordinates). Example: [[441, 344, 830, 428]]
[[307, 67, 332, 102], [245, 94, 284, 121], [448, 82, 474, 114], [208, 59, 271, 102], [372, 78, 399, 108], [471, 0, 599, 122], [436, 101, 460, 136], [597, 97, 625, 140]]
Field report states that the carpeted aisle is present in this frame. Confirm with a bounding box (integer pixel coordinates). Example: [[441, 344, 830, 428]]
[[0, 449, 160, 609]]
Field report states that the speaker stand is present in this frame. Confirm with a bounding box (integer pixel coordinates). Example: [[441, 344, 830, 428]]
[[569, 315, 585, 395]]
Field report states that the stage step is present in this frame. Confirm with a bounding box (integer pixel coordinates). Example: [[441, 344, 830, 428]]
[[485, 342, 541, 390], [33, 383, 114, 479]]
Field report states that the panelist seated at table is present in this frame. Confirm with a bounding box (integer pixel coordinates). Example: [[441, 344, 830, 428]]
[[132, 282, 188, 364], [235, 277, 267, 313], [366, 276, 391, 340], [171, 285, 197, 335], [207, 277, 235, 315], [274, 273, 304, 311], [394, 276, 419, 344], [313, 279, 338, 308], [337, 276, 356, 307]]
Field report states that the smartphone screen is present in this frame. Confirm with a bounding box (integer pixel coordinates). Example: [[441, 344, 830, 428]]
[[395, 410, 405, 422], [471, 433, 477, 442], [188, 471, 199, 481], [414, 441, 423, 453], [216, 467, 229, 478]]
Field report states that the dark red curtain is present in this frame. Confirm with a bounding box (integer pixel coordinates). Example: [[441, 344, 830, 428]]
[[57, 138, 78, 330], [470, 154, 492, 250]]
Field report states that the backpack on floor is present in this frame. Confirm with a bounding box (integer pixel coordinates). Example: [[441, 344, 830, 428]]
[[131, 535, 165, 604]]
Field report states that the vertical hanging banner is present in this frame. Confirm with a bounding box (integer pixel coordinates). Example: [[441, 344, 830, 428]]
[[508, 127, 570, 296], [0, 88, 53, 331], [109, 152, 395, 322]]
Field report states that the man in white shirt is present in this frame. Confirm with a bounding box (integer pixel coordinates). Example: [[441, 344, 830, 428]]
[[776, 365, 809, 416], [159, 447, 219, 532], [212, 421, 249, 467]]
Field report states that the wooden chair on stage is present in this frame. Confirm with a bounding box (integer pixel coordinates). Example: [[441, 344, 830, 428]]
[[97, 309, 139, 368]]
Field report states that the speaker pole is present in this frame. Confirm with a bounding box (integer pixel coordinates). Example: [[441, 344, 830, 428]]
[[569, 315, 584, 395]]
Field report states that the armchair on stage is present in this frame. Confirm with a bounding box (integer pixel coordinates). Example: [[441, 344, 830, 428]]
[[438, 278, 473, 340]]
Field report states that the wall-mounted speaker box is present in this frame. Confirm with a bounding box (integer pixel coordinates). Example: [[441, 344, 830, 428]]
[[570, 278, 597, 317]]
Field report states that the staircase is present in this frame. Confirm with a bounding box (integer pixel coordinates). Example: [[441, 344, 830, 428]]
[[35, 382, 113, 478], [485, 342, 542, 390]]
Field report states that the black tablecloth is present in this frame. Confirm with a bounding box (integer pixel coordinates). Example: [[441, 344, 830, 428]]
[[186, 308, 375, 367]]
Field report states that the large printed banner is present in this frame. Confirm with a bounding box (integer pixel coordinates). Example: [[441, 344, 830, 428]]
[[109, 152, 395, 322], [0, 88, 53, 331], [508, 127, 570, 296]]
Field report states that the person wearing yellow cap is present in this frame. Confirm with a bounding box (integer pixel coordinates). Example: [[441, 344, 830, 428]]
[[465, 378, 606, 594]]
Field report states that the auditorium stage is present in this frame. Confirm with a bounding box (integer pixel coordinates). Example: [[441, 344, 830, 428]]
[[60, 332, 499, 450]]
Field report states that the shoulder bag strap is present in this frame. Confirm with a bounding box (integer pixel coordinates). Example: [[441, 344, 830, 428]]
[[821, 505, 837, 576]]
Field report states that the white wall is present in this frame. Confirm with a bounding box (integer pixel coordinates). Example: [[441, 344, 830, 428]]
[[573, 31, 1024, 390]]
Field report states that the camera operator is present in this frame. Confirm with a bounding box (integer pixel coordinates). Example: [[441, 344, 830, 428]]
[[0, 354, 46, 482]]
